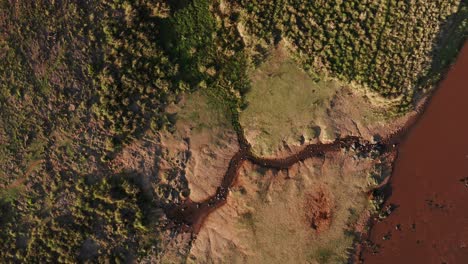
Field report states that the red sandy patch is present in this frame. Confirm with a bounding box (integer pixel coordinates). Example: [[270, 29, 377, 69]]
[[304, 186, 334, 232]]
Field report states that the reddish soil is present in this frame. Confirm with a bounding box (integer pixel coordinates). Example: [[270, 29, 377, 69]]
[[304, 187, 334, 232], [361, 42, 468, 263]]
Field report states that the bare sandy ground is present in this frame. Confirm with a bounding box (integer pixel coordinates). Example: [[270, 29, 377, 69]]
[[188, 149, 385, 263]]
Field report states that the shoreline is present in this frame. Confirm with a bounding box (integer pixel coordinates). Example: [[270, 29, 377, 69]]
[[355, 40, 468, 262]]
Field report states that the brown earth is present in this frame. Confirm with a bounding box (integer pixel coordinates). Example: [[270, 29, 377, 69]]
[[111, 135, 159, 178], [156, 92, 239, 204], [360, 42, 468, 263], [163, 135, 393, 234], [325, 85, 421, 144], [304, 186, 334, 232], [188, 149, 382, 263]]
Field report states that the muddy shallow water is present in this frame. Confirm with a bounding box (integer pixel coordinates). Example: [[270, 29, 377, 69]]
[[361, 42, 468, 263]]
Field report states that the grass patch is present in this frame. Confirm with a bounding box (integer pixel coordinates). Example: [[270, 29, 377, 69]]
[[175, 89, 235, 134], [240, 47, 340, 155], [311, 247, 334, 263], [0, 187, 21, 204]]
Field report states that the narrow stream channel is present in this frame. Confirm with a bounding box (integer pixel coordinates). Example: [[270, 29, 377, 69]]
[[165, 134, 394, 234]]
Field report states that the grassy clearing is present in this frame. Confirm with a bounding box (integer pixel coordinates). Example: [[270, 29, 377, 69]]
[[240, 46, 341, 155], [239, 45, 396, 156], [241, 160, 369, 264]]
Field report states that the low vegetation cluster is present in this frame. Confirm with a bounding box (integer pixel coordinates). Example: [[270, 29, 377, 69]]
[[236, 0, 467, 109], [0, 0, 248, 261]]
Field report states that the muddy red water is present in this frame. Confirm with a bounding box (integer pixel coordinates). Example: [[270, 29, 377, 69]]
[[361, 42, 468, 263]]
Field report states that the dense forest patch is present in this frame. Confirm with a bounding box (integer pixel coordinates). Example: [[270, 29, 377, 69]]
[[235, 0, 467, 110]]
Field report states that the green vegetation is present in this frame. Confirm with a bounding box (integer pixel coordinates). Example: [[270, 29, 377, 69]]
[[307, 237, 355, 264], [420, 3, 468, 91], [95, 1, 176, 145], [239, 47, 341, 155], [236, 0, 467, 109], [176, 90, 234, 133], [0, 0, 249, 262], [161, 0, 216, 84], [0, 0, 465, 262], [312, 247, 334, 263], [0, 172, 160, 262], [93, 0, 249, 148]]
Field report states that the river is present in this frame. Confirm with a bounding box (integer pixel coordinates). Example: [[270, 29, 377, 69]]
[[361, 42, 468, 263]]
